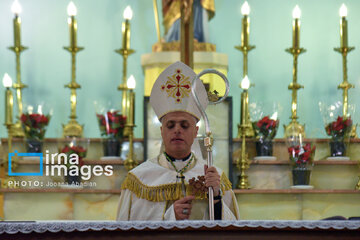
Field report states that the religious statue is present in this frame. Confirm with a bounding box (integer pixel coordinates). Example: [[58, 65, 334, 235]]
[[162, 0, 215, 43]]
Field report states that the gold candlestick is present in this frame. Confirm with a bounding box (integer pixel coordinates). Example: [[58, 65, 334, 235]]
[[124, 76, 137, 171], [8, 0, 27, 138], [116, 6, 135, 137], [334, 4, 356, 138], [284, 5, 306, 138], [63, 2, 83, 137], [236, 1, 255, 139]]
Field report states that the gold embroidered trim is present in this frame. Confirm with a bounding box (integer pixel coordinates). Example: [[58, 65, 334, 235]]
[[121, 171, 232, 202]]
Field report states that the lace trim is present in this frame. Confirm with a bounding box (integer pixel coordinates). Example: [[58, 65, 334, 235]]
[[1, 220, 360, 234]]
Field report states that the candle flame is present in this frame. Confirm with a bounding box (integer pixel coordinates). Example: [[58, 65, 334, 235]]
[[123, 6, 133, 20], [241, 1, 250, 15], [2, 73, 13, 88], [127, 75, 136, 89], [11, 0, 22, 15], [292, 5, 301, 19], [339, 3, 347, 17], [241, 76, 250, 90], [67, 1, 77, 16]]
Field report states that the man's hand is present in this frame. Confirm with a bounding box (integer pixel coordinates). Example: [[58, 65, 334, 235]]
[[174, 195, 195, 220], [204, 165, 221, 199]]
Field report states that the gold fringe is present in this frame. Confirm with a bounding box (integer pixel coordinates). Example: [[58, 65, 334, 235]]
[[121, 172, 232, 202]]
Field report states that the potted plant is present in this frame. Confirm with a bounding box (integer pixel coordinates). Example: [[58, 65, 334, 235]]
[[325, 116, 352, 157], [96, 110, 126, 157], [319, 101, 354, 158], [252, 115, 279, 156], [288, 143, 316, 186], [20, 105, 51, 153]]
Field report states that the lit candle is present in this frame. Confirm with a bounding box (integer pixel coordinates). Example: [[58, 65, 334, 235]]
[[241, 1, 250, 47], [3, 73, 14, 125], [67, 1, 77, 48], [240, 76, 250, 126], [122, 6, 133, 50], [127, 75, 136, 125], [339, 4, 348, 48], [11, 0, 22, 48], [292, 5, 301, 49]]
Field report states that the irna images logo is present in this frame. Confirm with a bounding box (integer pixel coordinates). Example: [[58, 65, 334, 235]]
[[8, 150, 113, 180]]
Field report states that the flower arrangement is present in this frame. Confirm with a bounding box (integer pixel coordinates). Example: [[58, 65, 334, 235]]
[[20, 113, 50, 141], [96, 111, 126, 139], [325, 116, 352, 141], [288, 143, 316, 168], [252, 116, 279, 140], [61, 145, 87, 167]]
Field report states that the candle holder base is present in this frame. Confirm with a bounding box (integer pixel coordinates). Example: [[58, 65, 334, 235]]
[[237, 123, 254, 138], [124, 158, 138, 171], [11, 121, 24, 138], [8, 45, 28, 54], [285, 47, 306, 55], [284, 120, 305, 138], [355, 176, 360, 190], [62, 120, 83, 137], [334, 46, 355, 54], [115, 48, 135, 57], [63, 46, 84, 53], [237, 175, 251, 189], [235, 45, 256, 53]]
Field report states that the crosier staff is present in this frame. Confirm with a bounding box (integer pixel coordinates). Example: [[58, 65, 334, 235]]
[[191, 69, 230, 220]]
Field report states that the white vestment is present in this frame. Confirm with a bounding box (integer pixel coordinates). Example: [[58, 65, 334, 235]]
[[116, 153, 240, 220]]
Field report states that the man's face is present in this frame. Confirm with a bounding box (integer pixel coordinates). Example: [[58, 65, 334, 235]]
[[161, 111, 198, 159]]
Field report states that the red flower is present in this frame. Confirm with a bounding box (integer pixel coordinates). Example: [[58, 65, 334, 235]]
[[97, 110, 126, 139], [20, 114, 27, 123]]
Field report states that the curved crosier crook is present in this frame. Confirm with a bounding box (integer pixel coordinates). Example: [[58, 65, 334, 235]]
[[191, 69, 230, 220]]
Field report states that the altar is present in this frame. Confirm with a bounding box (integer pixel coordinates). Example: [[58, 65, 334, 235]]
[[1, 220, 360, 239]]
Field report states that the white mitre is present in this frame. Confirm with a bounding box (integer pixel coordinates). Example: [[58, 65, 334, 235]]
[[150, 61, 208, 121]]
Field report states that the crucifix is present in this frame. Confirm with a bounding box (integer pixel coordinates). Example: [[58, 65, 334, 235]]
[[180, 0, 194, 69]]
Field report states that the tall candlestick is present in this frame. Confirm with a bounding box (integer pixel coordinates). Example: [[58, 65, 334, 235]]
[[339, 4, 348, 48], [241, 1, 250, 47], [122, 6, 133, 50], [3, 74, 14, 126], [67, 2, 77, 48], [11, 0, 22, 48], [292, 5, 301, 49]]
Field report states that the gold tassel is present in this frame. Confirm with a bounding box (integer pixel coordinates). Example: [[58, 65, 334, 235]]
[[121, 172, 233, 202]]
